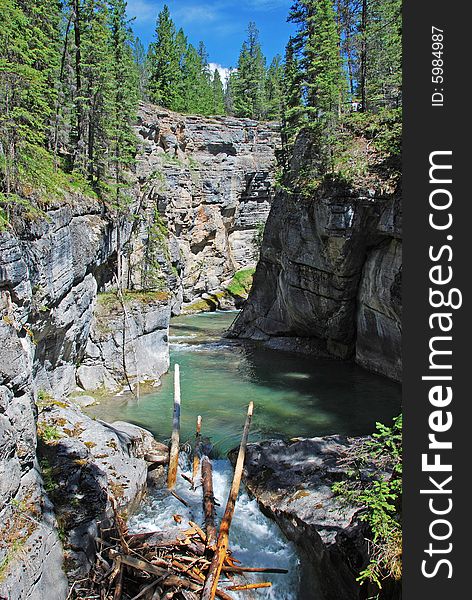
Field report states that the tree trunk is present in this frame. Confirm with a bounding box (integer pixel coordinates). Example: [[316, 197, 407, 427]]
[[201, 402, 254, 600], [360, 0, 367, 112]]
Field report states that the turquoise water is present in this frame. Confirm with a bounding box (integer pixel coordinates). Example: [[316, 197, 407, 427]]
[[87, 311, 401, 599], [88, 311, 401, 454]]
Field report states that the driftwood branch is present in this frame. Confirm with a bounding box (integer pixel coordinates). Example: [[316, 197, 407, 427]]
[[201, 402, 254, 600]]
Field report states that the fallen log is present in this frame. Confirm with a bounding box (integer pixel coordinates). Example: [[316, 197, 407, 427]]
[[202, 455, 218, 550], [110, 551, 202, 593], [167, 364, 181, 489], [171, 489, 189, 507], [223, 566, 289, 574], [201, 401, 254, 600], [225, 582, 272, 591]]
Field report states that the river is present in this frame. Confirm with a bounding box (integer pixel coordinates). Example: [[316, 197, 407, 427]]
[[86, 311, 401, 599]]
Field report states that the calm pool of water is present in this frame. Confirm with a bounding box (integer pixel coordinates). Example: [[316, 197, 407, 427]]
[[87, 311, 401, 454]]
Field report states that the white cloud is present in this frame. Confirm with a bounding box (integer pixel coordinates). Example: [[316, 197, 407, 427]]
[[208, 63, 234, 86]]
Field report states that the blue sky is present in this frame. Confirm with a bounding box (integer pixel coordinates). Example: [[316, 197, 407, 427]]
[[126, 0, 295, 69]]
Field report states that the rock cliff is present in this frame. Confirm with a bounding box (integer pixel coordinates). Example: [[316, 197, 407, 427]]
[[37, 399, 167, 581], [229, 129, 402, 381], [0, 195, 169, 598], [133, 104, 280, 311]]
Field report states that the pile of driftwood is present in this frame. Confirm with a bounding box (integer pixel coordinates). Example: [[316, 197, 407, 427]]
[[80, 365, 287, 600]]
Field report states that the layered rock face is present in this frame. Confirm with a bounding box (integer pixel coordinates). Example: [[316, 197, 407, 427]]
[[134, 104, 280, 310], [233, 436, 400, 600], [77, 291, 171, 392], [0, 197, 170, 598], [230, 131, 402, 381]]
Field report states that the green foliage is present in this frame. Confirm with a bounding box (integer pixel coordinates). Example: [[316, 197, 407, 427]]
[[39, 456, 59, 495], [231, 22, 266, 119], [38, 423, 62, 442], [212, 69, 225, 115], [0, 142, 98, 229], [107, 0, 139, 211], [97, 288, 170, 308], [333, 415, 402, 589], [344, 108, 402, 157], [181, 42, 213, 115], [282, 0, 402, 171], [141, 208, 171, 291], [1, 0, 139, 214], [288, 0, 344, 119], [0, 0, 61, 193], [147, 5, 180, 108], [364, 0, 402, 111], [146, 7, 221, 117], [225, 267, 256, 298], [264, 55, 284, 121], [133, 36, 148, 99]]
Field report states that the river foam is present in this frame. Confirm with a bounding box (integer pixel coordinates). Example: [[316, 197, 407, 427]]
[[129, 458, 301, 599]]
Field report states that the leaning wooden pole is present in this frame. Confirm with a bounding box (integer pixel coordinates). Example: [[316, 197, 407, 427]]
[[167, 364, 181, 490], [202, 454, 218, 550], [201, 401, 254, 600], [191, 415, 202, 489]]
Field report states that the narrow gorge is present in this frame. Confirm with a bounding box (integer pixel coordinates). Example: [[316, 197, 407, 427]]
[[1, 105, 401, 600], [0, 104, 281, 597]]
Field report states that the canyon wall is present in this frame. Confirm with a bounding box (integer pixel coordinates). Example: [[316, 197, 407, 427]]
[[0, 195, 169, 598], [230, 130, 402, 381], [0, 104, 280, 597], [132, 104, 280, 311]]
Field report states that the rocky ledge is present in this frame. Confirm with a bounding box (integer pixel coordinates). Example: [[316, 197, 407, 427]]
[[231, 436, 400, 600], [37, 397, 168, 581]]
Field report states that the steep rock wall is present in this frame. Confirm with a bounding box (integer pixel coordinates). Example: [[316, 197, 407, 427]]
[[133, 104, 280, 310], [230, 132, 402, 381], [0, 196, 171, 598]]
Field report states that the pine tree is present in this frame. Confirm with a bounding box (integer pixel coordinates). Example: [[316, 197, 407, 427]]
[[212, 69, 225, 115], [232, 22, 266, 119], [363, 0, 402, 110], [180, 41, 214, 115], [225, 71, 237, 115], [108, 0, 138, 190], [196, 42, 213, 114], [107, 0, 138, 287], [338, 0, 358, 98], [281, 36, 303, 150], [264, 54, 283, 121], [172, 28, 188, 112], [147, 5, 180, 109], [79, 0, 114, 182], [0, 0, 61, 193], [133, 36, 148, 100], [288, 0, 344, 122]]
